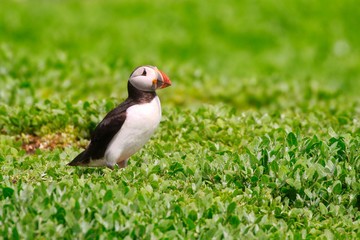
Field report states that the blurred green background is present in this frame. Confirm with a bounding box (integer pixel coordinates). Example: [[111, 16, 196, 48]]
[[0, 0, 359, 107]]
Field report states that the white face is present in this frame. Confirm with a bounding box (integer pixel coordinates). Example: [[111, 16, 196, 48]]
[[129, 65, 161, 92]]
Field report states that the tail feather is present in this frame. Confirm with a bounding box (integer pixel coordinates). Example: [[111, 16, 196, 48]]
[[68, 151, 89, 166]]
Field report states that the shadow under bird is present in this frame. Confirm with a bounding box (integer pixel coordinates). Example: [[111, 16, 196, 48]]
[[68, 65, 171, 169]]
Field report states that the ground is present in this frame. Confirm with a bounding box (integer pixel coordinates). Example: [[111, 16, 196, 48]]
[[0, 0, 359, 239]]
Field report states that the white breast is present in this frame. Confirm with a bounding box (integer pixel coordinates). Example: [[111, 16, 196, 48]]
[[104, 96, 162, 168]]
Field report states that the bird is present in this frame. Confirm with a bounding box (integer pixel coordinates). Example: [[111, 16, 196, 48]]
[[68, 65, 171, 169]]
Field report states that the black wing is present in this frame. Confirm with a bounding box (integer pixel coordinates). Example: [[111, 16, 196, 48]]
[[68, 99, 136, 166]]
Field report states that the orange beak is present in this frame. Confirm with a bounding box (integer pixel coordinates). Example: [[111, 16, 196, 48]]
[[157, 70, 172, 89]]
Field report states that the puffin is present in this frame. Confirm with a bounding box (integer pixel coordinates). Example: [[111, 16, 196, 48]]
[[68, 65, 171, 169]]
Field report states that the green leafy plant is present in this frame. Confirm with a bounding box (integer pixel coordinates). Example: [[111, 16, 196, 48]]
[[1, 0, 360, 239]]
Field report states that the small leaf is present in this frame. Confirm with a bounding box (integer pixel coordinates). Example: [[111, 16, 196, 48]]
[[332, 181, 342, 194], [183, 218, 196, 230], [227, 202, 237, 215], [270, 161, 279, 172], [53, 204, 66, 224], [150, 165, 161, 174], [304, 189, 313, 199], [83, 101, 90, 109], [319, 203, 328, 215], [104, 190, 113, 202], [157, 219, 173, 232], [169, 162, 184, 175], [261, 149, 269, 174], [287, 132, 298, 147], [188, 210, 197, 221], [228, 215, 240, 227], [12, 227, 20, 240], [2, 187, 14, 199]]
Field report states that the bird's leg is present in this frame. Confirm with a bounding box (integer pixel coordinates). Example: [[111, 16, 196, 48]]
[[117, 159, 128, 168]]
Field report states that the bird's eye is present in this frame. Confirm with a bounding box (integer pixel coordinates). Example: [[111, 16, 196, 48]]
[[141, 69, 147, 76]]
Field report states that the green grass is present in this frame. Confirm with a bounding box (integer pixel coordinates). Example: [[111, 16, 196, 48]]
[[1, 0, 360, 239]]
